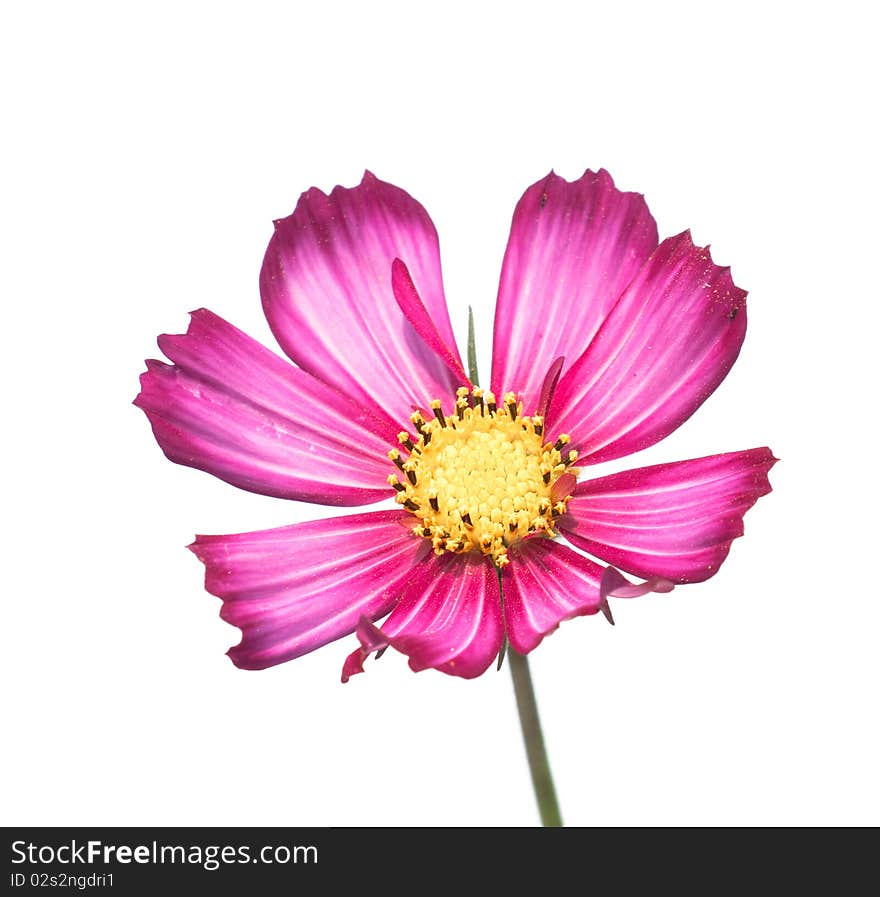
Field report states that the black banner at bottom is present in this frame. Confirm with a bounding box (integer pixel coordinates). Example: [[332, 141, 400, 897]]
[[4, 826, 856, 889]]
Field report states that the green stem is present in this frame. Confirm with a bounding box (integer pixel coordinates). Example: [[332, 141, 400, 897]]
[[468, 309, 562, 827], [467, 306, 479, 387], [508, 643, 564, 827]]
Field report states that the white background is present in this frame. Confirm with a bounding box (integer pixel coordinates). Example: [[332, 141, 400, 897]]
[[3, 1, 877, 826]]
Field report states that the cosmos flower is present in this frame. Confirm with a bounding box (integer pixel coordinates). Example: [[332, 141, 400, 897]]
[[135, 170, 775, 681]]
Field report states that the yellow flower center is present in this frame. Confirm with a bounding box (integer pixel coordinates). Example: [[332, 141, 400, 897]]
[[388, 387, 578, 567]]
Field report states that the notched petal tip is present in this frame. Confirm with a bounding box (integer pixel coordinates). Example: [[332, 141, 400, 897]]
[[133, 359, 171, 407], [537, 166, 649, 201], [186, 537, 208, 560], [669, 230, 748, 298]]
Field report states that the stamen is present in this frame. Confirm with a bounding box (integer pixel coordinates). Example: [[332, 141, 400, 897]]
[[410, 411, 427, 436], [387, 475, 405, 493], [398, 431, 417, 452], [388, 449, 405, 471], [429, 400, 447, 428]]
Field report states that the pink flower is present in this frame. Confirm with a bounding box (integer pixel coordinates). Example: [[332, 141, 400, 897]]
[[135, 170, 775, 681]]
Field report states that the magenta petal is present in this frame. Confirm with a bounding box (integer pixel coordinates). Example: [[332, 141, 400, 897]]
[[343, 552, 502, 680], [340, 651, 365, 683], [536, 355, 565, 418], [391, 258, 470, 387], [491, 169, 658, 414], [548, 232, 748, 463], [340, 617, 388, 682], [559, 448, 777, 583], [134, 310, 397, 505], [190, 510, 428, 670], [260, 172, 464, 428], [599, 566, 675, 600], [503, 539, 605, 654]]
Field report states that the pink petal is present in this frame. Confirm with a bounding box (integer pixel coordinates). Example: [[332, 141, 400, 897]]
[[190, 510, 428, 670], [260, 172, 466, 429], [342, 552, 502, 681], [491, 169, 658, 414], [599, 566, 675, 600], [536, 355, 565, 418], [548, 232, 748, 463], [502, 538, 605, 654], [391, 258, 470, 385], [558, 448, 777, 583], [134, 310, 398, 505]]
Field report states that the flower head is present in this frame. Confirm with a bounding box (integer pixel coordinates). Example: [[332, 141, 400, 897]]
[[135, 170, 775, 680]]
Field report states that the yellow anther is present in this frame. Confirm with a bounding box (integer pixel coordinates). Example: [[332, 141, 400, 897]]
[[397, 431, 417, 452], [388, 448, 404, 471], [410, 411, 427, 433], [387, 474, 405, 492]]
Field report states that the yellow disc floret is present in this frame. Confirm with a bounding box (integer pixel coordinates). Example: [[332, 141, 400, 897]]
[[387, 388, 579, 567]]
